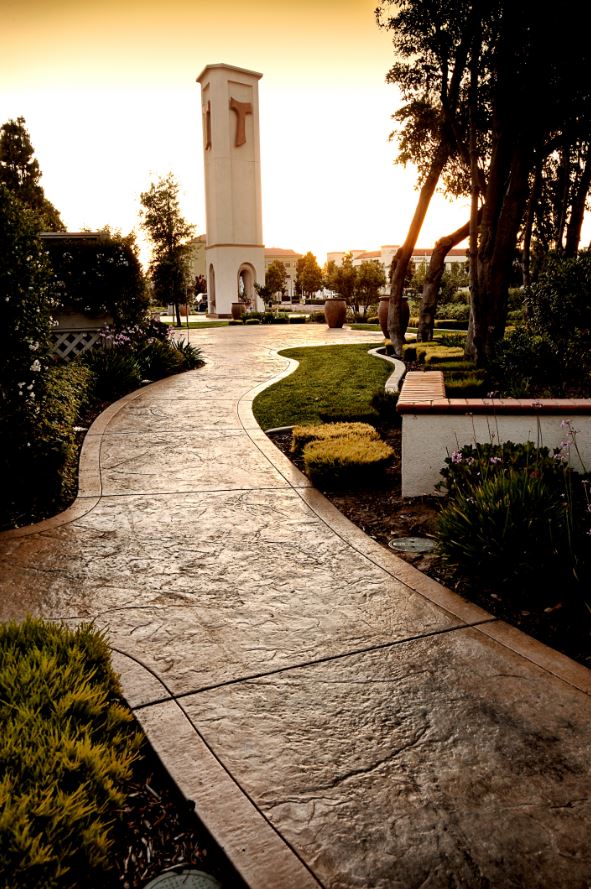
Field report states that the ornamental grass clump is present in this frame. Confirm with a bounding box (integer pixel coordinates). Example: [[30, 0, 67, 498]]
[[0, 618, 142, 887], [437, 437, 591, 593]]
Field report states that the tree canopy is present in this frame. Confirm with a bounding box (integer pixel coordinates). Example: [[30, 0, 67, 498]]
[[0, 117, 63, 231], [43, 229, 148, 327], [265, 260, 288, 298], [295, 252, 323, 298], [377, 0, 591, 362]]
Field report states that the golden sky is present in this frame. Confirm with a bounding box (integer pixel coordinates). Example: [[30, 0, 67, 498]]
[[1, 0, 476, 264]]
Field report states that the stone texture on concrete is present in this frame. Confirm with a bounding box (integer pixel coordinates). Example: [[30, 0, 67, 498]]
[[1, 324, 590, 889]]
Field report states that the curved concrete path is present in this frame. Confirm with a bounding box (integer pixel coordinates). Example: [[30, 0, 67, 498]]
[[1, 324, 591, 889]]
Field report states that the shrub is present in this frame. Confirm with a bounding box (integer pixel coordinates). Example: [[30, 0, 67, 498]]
[[84, 347, 143, 401], [242, 311, 263, 322], [288, 315, 306, 324], [433, 319, 469, 330], [0, 362, 93, 529], [228, 319, 243, 326], [370, 389, 400, 424], [487, 327, 559, 396], [402, 344, 417, 362], [444, 374, 488, 397], [261, 312, 275, 324], [169, 337, 204, 370], [0, 618, 141, 887], [135, 338, 185, 380], [44, 231, 149, 326], [423, 347, 465, 365], [303, 435, 394, 488], [0, 186, 57, 447], [308, 311, 325, 323], [271, 314, 289, 324], [437, 470, 567, 586], [437, 439, 590, 591], [245, 317, 261, 325], [291, 421, 379, 456]]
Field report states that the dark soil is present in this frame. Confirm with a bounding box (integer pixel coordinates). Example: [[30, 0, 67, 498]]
[[109, 735, 247, 889], [267, 426, 591, 672]]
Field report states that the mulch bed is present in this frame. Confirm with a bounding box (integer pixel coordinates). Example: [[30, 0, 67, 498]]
[[109, 736, 248, 889], [267, 426, 591, 672]]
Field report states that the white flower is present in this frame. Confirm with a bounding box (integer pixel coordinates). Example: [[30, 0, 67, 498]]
[[30, 359, 41, 373]]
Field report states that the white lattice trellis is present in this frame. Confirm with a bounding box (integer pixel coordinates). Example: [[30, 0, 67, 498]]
[[51, 330, 101, 361]]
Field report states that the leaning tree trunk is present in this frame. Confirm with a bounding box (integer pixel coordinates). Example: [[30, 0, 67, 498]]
[[417, 219, 472, 341], [564, 141, 591, 257], [388, 140, 451, 355]]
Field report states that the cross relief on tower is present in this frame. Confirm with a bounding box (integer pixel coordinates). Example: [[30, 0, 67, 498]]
[[229, 98, 253, 147]]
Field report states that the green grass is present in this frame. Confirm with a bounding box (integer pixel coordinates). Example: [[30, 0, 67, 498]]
[[252, 342, 388, 429]]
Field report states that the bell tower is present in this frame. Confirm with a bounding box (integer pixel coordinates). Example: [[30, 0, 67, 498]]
[[197, 63, 265, 317]]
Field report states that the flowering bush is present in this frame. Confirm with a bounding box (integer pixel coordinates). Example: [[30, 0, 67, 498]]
[[0, 186, 57, 429]]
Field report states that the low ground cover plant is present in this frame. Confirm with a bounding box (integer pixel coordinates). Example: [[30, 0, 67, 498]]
[[0, 618, 142, 887], [303, 432, 394, 488], [292, 421, 380, 455]]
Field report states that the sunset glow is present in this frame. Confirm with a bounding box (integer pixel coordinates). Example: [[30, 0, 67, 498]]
[[3, 0, 486, 267]]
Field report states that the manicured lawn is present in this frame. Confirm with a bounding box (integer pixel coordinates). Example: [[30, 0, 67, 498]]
[[252, 342, 388, 429]]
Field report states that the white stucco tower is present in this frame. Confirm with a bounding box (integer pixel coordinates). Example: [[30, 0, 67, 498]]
[[197, 63, 265, 317]]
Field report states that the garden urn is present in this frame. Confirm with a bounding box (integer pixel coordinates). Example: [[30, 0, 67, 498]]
[[324, 298, 347, 328]]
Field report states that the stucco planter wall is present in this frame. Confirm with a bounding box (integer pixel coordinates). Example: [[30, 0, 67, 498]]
[[397, 371, 591, 497]]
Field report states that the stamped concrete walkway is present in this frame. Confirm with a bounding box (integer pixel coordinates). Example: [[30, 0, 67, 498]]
[[1, 324, 591, 889]]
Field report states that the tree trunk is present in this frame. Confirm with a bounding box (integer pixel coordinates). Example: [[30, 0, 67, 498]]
[[387, 140, 451, 355], [417, 219, 472, 341], [564, 142, 591, 257], [553, 145, 571, 251], [521, 157, 543, 287], [472, 141, 533, 363]]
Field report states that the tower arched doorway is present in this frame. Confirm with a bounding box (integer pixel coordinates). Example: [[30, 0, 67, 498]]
[[237, 263, 257, 309], [208, 263, 216, 314]]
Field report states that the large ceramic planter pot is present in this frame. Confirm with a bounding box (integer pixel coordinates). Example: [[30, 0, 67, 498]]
[[378, 296, 410, 339], [231, 302, 246, 320], [324, 298, 347, 328]]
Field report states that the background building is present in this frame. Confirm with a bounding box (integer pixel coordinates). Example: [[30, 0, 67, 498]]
[[327, 245, 468, 294]]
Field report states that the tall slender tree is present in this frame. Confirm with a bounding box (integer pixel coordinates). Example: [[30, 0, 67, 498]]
[[376, 0, 474, 355], [139, 173, 195, 326]]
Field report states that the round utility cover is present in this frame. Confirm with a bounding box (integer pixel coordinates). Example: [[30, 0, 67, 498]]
[[388, 536, 436, 553], [143, 869, 222, 889]]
